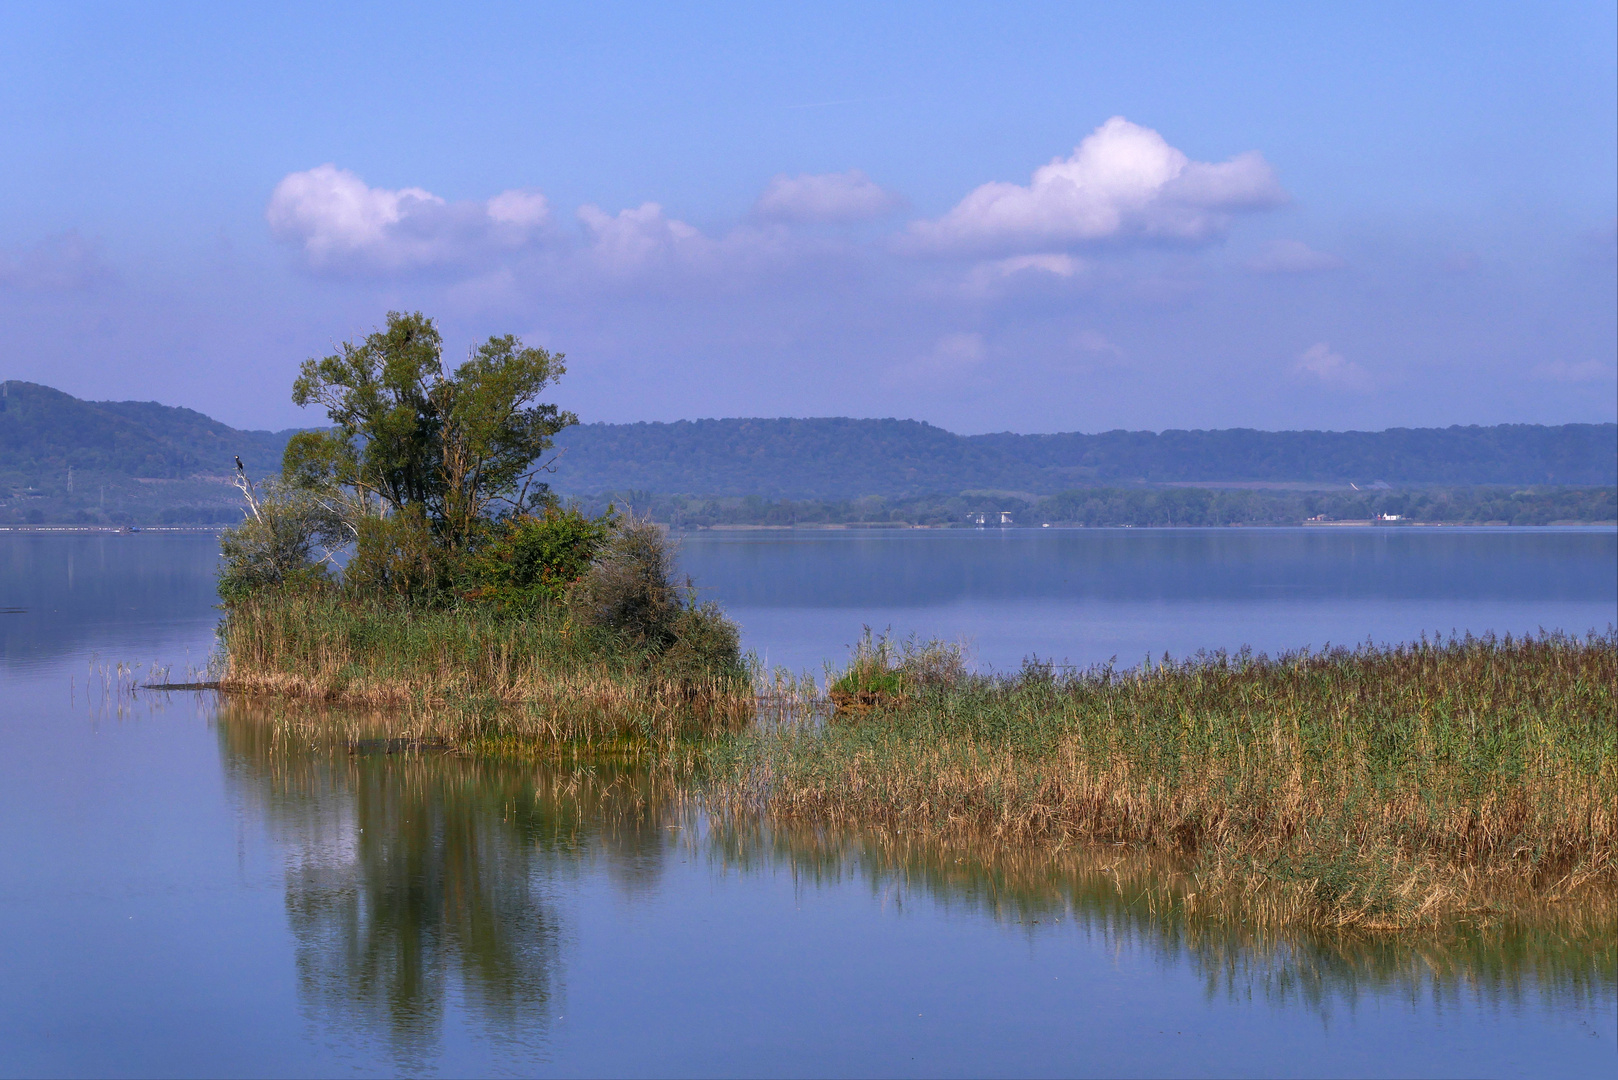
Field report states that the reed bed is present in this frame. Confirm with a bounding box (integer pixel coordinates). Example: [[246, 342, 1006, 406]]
[[218, 593, 753, 747], [703, 631, 1618, 929]]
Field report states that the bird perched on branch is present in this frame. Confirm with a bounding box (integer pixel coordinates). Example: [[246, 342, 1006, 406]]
[[235, 455, 244, 472]]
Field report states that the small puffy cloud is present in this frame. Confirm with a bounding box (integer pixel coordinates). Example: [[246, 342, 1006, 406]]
[[486, 188, 552, 228], [1246, 239, 1344, 274], [0, 231, 110, 290], [1292, 342, 1372, 391], [985, 253, 1082, 279], [267, 165, 551, 273], [576, 202, 713, 275], [1533, 359, 1613, 383], [753, 169, 902, 223], [575, 202, 798, 281], [907, 117, 1285, 255]]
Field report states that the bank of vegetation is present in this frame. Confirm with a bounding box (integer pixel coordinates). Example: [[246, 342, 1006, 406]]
[[218, 312, 1616, 931], [570, 484, 1617, 529]]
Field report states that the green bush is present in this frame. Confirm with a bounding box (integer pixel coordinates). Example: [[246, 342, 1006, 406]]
[[464, 507, 615, 609], [342, 506, 454, 605], [217, 483, 342, 604]]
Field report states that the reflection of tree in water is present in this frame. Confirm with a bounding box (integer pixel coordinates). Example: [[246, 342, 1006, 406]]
[[282, 758, 556, 1060], [699, 817, 1616, 1018], [214, 701, 683, 1063]]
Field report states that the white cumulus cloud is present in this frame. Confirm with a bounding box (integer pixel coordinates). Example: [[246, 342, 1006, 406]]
[[1292, 342, 1372, 391], [1246, 239, 1344, 274], [753, 169, 902, 223], [267, 165, 551, 273], [907, 117, 1285, 255], [574, 201, 799, 280]]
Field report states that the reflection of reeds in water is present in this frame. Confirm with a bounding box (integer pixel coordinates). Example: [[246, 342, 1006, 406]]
[[707, 632, 1618, 930], [216, 695, 1612, 1045], [217, 595, 753, 747], [697, 815, 1615, 1011]]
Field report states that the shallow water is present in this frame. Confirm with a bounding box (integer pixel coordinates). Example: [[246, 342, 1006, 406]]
[[1, 528, 1614, 1077]]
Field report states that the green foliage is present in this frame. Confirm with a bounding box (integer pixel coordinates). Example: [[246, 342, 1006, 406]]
[[217, 482, 344, 604], [829, 628, 965, 699], [342, 505, 454, 605], [285, 311, 576, 547], [465, 507, 615, 608]]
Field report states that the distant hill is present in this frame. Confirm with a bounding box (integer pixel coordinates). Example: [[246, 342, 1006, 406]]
[[549, 418, 1618, 499], [0, 381, 300, 525], [0, 380, 295, 480], [0, 381, 1612, 524]]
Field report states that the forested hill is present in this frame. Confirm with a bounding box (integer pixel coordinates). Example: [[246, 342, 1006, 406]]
[[549, 418, 1618, 498], [2, 380, 1613, 507], [0, 380, 296, 481]]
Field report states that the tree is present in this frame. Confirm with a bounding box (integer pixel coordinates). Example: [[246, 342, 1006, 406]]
[[283, 311, 576, 550]]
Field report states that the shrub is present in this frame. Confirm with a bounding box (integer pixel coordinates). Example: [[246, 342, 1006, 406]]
[[218, 482, 343, 604], [464, 507, 614, 609], [659, 601, 745, 681], [565, 517, 682, 648], [342, 506, 454, 605], [564, 517, 745, 678]]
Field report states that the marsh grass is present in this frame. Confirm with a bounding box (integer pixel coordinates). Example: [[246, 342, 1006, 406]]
[[705, 630, 1618, 929], [217, 593, 752, 747], [827, 628, 966, 715]]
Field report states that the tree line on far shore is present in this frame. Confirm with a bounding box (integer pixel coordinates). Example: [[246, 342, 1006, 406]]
[[568, 484, 1617, 529]]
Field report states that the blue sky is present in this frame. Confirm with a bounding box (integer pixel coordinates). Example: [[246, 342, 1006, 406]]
[[1, 2, 1613, 434]]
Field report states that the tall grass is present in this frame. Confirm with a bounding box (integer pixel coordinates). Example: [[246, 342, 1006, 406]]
[[704, 630, 1618, 928], [218, 593, 752, 746]]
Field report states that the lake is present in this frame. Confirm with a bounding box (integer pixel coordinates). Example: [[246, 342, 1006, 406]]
[[1, 527, 1614, 1077]]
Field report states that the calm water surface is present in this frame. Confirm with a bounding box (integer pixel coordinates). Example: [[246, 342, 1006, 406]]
[[1, 528, 1613, 1077]]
